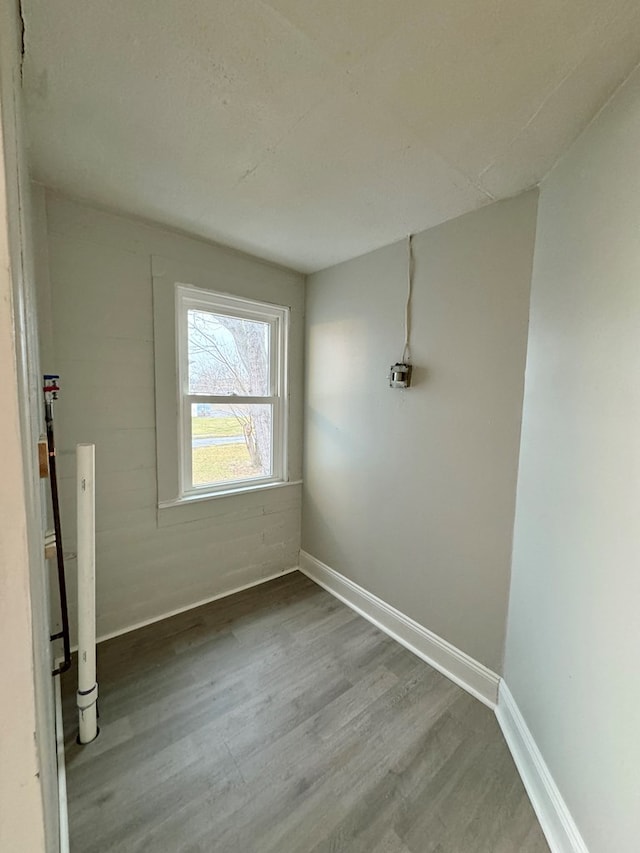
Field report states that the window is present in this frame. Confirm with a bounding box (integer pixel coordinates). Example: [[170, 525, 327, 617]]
[[176, 285, 289, 497]]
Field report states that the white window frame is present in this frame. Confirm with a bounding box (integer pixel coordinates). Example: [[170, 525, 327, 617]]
[[175, 284, 289, 499]]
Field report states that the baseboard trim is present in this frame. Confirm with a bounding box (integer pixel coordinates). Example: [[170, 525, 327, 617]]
[[496, 682, 589, 853], [299, 550, 499, 708], [54, 554, 587, 853], [96, 566, 299, 645], [54, 567, 300, 661]]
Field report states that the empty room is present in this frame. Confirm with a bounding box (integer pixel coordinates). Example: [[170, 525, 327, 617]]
[[1, 1, 639, 852]]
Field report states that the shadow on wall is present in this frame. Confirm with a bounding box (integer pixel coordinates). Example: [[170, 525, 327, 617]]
[[403, 365, 429, 388]]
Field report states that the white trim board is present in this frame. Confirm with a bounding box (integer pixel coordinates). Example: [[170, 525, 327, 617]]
[[97, 566, 299, 645], [496, 682, 589, 853], [57, 567, 299, 657], [299, 551, 499, 708]]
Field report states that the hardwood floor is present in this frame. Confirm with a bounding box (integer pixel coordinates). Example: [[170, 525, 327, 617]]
[[61, 572, 549, 853]]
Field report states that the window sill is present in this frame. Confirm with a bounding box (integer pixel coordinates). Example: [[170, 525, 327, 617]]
[[158, 479, 303, 509]]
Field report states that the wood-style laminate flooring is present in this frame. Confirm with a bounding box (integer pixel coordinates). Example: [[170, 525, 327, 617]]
[[61, 571, 549, 853]]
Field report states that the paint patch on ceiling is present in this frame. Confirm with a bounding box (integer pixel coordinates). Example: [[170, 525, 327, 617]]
[[22, 0, 640, 272]]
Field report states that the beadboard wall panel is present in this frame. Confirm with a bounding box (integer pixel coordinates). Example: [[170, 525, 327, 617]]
[[41, 191, 304, 641]]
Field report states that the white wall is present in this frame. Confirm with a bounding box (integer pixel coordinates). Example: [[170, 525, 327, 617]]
[[41, 192, 304, 640], [505, 67, 640, 853], [0, 1, 57, 849], [303, 191, 538, 672], [0, 113, 47, 853]]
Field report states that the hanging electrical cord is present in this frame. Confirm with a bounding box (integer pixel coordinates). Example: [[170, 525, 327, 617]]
[[401, 233, 414, 364], [390, 234, 414, 389]]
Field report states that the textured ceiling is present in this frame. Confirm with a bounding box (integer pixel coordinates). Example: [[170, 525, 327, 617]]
[[22, 0, 640, 272]]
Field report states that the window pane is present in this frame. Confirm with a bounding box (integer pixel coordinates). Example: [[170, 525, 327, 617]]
[[188, 309, 270, 396], [191, 403, 272, 486]]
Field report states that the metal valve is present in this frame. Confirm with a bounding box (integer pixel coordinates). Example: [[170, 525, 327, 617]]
[[43, 374, 60, 403]]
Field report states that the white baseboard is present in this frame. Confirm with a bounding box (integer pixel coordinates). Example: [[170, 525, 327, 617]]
[[54, 567, 299, 662], [496, 682, 589, 853], [96, 566, 299, 645], [55, 553, 587, 853], [299, 550, 499, 708]]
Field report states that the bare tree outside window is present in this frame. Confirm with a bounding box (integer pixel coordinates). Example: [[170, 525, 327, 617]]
[[175, 285, 287, 497], [188, 309, 272, 484]]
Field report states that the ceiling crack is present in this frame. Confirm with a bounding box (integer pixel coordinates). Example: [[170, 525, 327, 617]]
[[477, 2, 628, 183], [17, 0, 26, 81], [237, 161, 260, 185], [234, 102, 318, 188]]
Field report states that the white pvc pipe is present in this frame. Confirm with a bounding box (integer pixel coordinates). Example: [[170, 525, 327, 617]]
[[76, 443, 98, 744]]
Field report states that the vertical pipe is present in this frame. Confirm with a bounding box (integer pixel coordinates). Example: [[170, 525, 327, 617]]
[[44, 377, 71, 674], [76, 443, 98, 744]]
